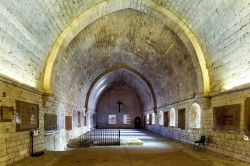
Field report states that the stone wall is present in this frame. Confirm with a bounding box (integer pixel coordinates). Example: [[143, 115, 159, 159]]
[[51, 9, 198, 109], [1, 0, 249, 93], [96, 84, 143, 129], [0, 77, 44, 166], [0, 0, 249, 165], [42, 95, 90, 151], [146, 89, 250, 163], [0, 77, 92, 165]]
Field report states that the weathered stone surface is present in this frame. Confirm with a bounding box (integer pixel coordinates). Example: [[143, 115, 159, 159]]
[[0, 0, 249, 92], [0, 78, 44, 165], [51, 9, 198, 108], [0, 0, 249, 165], [147, 88, 250, 163], [96, 84, 143, 129]]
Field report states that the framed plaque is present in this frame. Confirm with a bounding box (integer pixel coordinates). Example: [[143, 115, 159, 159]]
[[109, 115, 116, 124], [178, 108, 186, 130], [44, 114, 57, 131], [164, 111, 169, 127], [77, 112, 81, 127], [213, 104, 240, 132], [0, 106, 14, 122], [123, 115, 131, 124], [65, 116, 72, 130], [16, 100, 39, 131]]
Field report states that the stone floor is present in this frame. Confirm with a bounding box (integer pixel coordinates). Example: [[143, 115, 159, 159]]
[[12, 130, 249, 166]]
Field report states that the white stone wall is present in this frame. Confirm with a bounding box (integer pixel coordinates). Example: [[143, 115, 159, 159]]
[[162, 0, 250, 91], [43, 98, 90, 152], [0, 0, 249, 164], [146, 89, 250, 163], [0, 0, 249, 92]]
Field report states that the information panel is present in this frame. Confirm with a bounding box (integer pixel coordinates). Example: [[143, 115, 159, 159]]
[[16, 100, 39, 131]]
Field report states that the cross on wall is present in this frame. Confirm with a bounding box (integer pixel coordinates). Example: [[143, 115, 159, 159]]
[[117, 100, 123, 113]]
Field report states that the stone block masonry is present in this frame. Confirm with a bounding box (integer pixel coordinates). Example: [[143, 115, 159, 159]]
[[0, 77, 44, 165], [146, 88, 250, 163], [0, 77, 91, 165]]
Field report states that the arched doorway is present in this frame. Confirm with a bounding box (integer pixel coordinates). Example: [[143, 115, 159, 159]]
[[85, 66, 156, 129]]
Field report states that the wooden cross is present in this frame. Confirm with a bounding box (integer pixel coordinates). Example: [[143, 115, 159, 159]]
[[117, 100, 123, 113]]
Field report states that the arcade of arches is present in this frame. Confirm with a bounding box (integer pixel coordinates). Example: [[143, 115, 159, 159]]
[[0, 0, 249, 165]]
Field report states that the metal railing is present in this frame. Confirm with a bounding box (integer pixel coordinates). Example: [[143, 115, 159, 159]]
[[80, 129, 120, 147]]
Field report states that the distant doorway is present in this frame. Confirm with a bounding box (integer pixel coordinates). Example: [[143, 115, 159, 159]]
[[135, 117, 141, 129]]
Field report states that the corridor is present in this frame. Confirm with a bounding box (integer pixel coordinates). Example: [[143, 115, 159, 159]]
[[12, 130, 248, 166]]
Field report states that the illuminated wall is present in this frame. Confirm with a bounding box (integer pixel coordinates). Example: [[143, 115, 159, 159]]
[[0, 0, 249, 92], [169, 108, 176, 127]]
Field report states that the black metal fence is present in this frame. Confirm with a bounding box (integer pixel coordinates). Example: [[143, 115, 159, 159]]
[[80, 129, 120, 147]]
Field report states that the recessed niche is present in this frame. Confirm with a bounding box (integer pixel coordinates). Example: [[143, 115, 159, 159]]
[[170, 108, 176, 126], [178, 108, 186, 130], [159, 111, 163, 126], [189, 103, 201, 128], [213, 104, 240, 132], [72, 110, 79, 128], [152, 113, 156, 125], [77, 112, 81, 127], [84, 116, 87, 126], [57, 104, 65, 130], [149, 114, 152, 125], [146, 114, 150, 124]]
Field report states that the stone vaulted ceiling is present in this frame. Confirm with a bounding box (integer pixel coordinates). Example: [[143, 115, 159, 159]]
[[87, 68, 156, 112], [51, 9, 198, 107], [0, 0, 249, 108]]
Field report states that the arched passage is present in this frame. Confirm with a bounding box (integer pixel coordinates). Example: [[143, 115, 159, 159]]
[[49, 8, 200, 110], [86, 65, 156, 113], [85, 65, 157, 129], [43, 0, 210, 95]]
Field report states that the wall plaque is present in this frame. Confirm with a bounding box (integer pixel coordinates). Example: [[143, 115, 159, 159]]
[[44, 114, 57, 131], [108, 115, 116, 124], [0, 106, 14, 122], [77, 112, 81, 127], [16, 101, 39, 131], [65, 116, 72, 130], [244, 98, 250, 134], [84, 116, 87, 126], [213, 104, 240, 132], [164, 111, 169, 127], [178, 108, 186, 130], [92, 114, 96, 125], [149, 114, 152, 125], [123, 115, 131, 124]]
